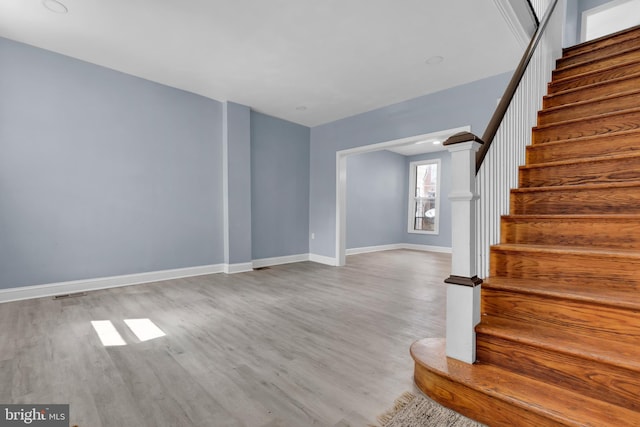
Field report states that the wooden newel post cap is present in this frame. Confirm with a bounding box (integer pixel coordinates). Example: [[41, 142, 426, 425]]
[[443, 132, 485, 146]]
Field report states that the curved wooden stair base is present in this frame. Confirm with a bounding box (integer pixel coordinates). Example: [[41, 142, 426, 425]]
[[411, 338, 640, 427], [413, 24, 640, 426]]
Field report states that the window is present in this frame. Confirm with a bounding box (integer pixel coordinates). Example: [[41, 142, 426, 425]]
[[408, 159, 440, 234]]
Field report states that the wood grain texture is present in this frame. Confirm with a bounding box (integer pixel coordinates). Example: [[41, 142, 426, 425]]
[[416, 25, 640, 426], [518, 152, 640, 187], [476, 313, 640, 372], [510, 182, 640, 214], [526, 129, 640, 165], [475, 327, 640, 411], [501, 214, 640, 249], [557, 33, 640, 68], [480, 285, 640, 338], [538, 90, 640, 125], [411, 338, 640, 427], [0, 249, 450, 427], [490, 243, 640, 287], [562, 25, 640, 58], [552, 47, 640, 80], [545, 71, 640, 106], [532, 108, 640, 144]]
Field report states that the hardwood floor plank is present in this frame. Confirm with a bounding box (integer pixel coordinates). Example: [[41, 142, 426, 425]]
[[0, 250, 449, 426]]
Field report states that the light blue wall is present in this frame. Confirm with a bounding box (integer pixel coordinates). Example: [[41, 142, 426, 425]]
[[565, 0, 580, 47], [0, 37, 224, 289], [573, 0, 619, 42], [404, 151, 452, 248], [346, 150, 405, 249], [223, 101, 252, 265], [579, 0, 614, 12], [250, 112, 310, 260], [309, 71, 512, 258]]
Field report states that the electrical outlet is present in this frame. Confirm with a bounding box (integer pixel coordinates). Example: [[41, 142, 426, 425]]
[[311, 233, 315, 239]]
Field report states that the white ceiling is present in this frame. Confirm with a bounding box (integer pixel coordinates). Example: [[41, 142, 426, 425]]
[[0, 0, 523, 127]]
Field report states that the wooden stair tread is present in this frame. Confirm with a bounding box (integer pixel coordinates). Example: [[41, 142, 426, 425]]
[[547, 70, 640, 101], [540, 87, 640, 115], [555, 45, 640, 71], [552, 46, 640, 79], [492, 243, 640, 258], [549, 62, 640, 95], [411, 338, 640, 427], [533, 106, 640, 132], [483, 275, 640, 312], [528, 128, 640, 149], [477, 314, 640, 373], [562, 25, 640, 58], [511, 180, 640, 193], [557, 36, 640, 68], [519, 150, 640, 169], [526, 129, 640, 165], [503, 213, 640, 219]]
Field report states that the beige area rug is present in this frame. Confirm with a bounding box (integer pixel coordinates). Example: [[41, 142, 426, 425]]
[[372, 392, 487, 427]]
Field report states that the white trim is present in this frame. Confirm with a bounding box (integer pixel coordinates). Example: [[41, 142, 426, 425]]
[[493, 0, 537, 49], [346, 244, 403, 255], [402, 243, 452, 254], [581, 0, 640, 42], [346, 243, 452, 255], [335, 126, 470, 268], [252, 254, 309, 268], [407, 158, 441, 235], [223, 262, 254, 274], [308, 253, 338, 266], [0, 264, 224, 304]]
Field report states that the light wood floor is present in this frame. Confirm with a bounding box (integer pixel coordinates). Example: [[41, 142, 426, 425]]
[[0, 249, 450, 427]]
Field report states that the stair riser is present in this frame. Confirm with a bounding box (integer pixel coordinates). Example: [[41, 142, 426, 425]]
[[511, 185, 640, 214], [545, 72, 640, 107], [476, 334, 640, 412], [532, 110, 640, 144], [481, 288, 640, 338], [563, 27, 640, 58], [413, 363, 559, 427], [501, 217, 640, 249], [539, 92, 640, 125], [553, 49, 640, 80], [490, 248, 640, 287], [558, 37, 640, 68], [526, 132, 640, 164], [548, 62, 640, 96], [519, 156, 640, 187]]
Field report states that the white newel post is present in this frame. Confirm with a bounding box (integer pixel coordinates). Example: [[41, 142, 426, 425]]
[[444, 133, 483, 364]]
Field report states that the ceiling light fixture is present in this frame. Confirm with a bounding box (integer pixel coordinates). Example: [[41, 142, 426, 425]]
[[432, 140, 442, 145], [42, 0, 68, 13], [296, 106, 307, 111], [425, 55, 444, 65]]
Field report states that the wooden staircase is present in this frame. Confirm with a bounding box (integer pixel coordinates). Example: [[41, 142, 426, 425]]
[[411, 25, 640, 426]]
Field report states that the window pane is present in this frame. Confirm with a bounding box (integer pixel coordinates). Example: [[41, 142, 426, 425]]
[[411, 161, 438, 233]]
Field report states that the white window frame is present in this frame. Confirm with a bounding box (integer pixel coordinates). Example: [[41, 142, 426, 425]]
[[407, 158, 441, 235]]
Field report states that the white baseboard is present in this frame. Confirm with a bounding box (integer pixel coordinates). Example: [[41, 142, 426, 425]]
[[401, 243, 452, 254], [0, 264, 225, 304], [308, 253, 338, 266], [252, 254, 309, 269], [346, 243, 403, 255], [346, 243, 452, 255], [223, 262, 254, 274], [0, 246, 450, 304]]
